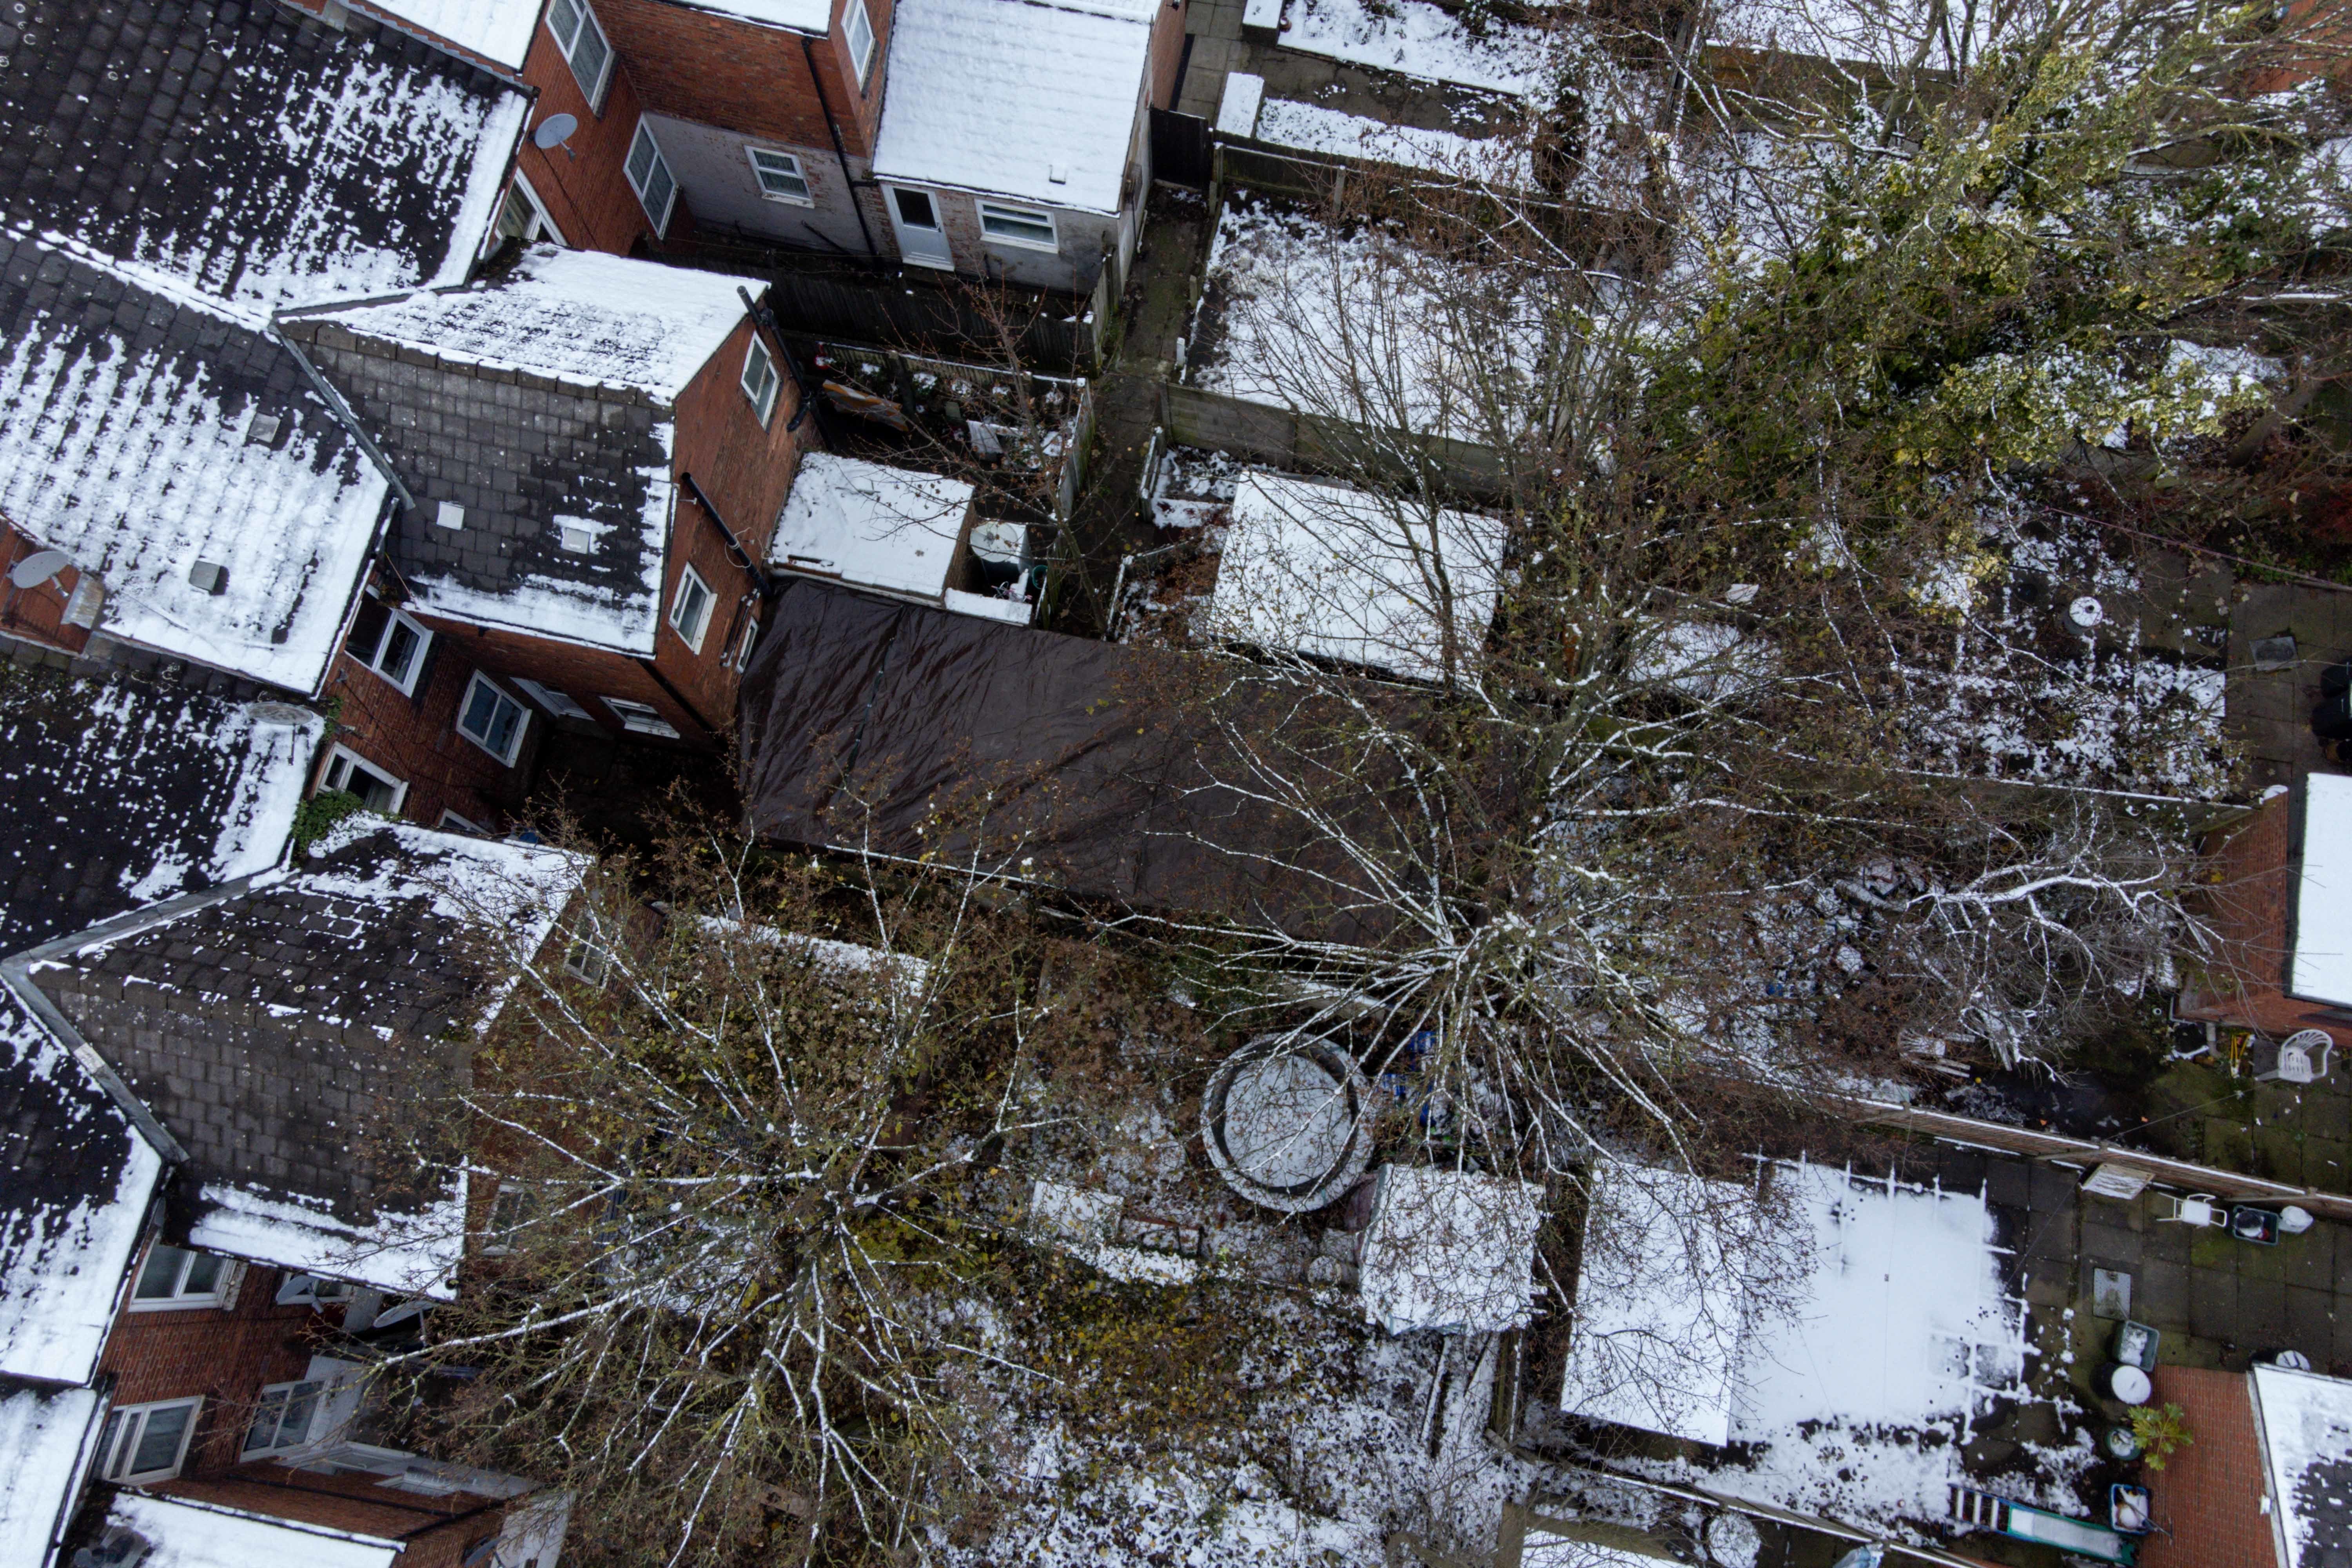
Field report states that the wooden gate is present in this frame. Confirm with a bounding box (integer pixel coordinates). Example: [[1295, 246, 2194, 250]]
[[1149, 108, 1213, 188]]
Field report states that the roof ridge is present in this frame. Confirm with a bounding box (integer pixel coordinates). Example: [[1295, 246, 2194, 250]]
[[18, 226, 268, 332]]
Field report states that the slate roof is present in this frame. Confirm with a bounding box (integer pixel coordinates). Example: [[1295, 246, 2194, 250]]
[[0, 0, 527, 313], [24, 818, 581, 1296], [281, 249, 765, 653], [0, 235, 392, 691], [0, 666, 319, 952]]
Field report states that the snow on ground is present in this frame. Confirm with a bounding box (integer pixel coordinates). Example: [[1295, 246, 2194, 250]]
[[1279, 0, 1559, 97], [1251, 98, 1535, 185], [1899, 518, 2230, 797], [1706, 0, 1998, 72], [1192, 202, 1534, 445]]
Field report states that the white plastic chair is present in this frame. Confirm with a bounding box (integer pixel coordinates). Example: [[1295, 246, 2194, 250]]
[[2155, 1192, 2227, 1227]]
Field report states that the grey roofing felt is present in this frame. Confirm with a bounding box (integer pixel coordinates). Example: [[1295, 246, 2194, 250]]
[[0, 0, 526, 312], [0, 235, 391, 691], [29, 829, 486, 1230], [0, 666, 316, 953], [283, 312, 673, 653]]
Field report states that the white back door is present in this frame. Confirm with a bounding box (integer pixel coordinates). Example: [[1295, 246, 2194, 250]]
[[886, 185, 953, 269]]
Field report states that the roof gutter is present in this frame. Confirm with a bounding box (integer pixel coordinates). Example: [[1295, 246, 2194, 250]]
[[679, 471, 773, 593], [801, 33, 879, 259]]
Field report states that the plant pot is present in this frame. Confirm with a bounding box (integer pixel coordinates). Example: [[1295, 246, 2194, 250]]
[[2104, 1425, 2141, 1461], [2101, 1363, 2153, 1405]]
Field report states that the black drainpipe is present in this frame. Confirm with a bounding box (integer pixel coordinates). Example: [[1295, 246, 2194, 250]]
[[802, 33, 879, 259]]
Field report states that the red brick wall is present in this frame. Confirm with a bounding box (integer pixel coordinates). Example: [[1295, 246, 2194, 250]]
[[672, 316, 808, 563], [2178, 795, 2352, 1051], [2140, 1366, 2283, 1568], [159, 1470, 511, 1568], [517, 18, 660, 254], [323, 587, 533, 832], [97, 1258, 322, 1475], [595, 0, 891, 154], [1147, 0, 1188, 109], [410, 613, 719, 746]]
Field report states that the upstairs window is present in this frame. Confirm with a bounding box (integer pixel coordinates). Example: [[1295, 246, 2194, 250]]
[[243, 1379, 326, 1457], [457, 673, 530, 766], [321, 747, 406, 814], [741, 338, 781, 425], [625, 122, 678, 237], [513, 677, 593, 722], [747, 147, 812, 205], [348, 598, 431, 696], [129, 1244, 226, 1310], [604, 696, 681, 739], [843, 0, 877, 87], [978, 201, 1056, 250], [97, 1399, 201, 1484], [545, 0, 613, 109], [668, 566, 714, 653]]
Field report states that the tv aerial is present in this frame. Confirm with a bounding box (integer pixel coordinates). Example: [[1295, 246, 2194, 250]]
[[534, 113, 579, 159]]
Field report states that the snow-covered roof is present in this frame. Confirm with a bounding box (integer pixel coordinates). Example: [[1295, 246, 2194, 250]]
[[0, 2, 525, 312], [2294, 774, 2352, 1007], [312, 247, 761, 401], [0, 1382, 104, 1565], [365, 0, 546, 69], [1356, 1165, 1543, 1335], [98, 1492, 401, 1568], [0, 675, 319, 951], [768, 453, 976, 603], [1564, 1162, 2028, 1530], [287, 248, 755, 654], [1250, 98, 1535, 185], [0, 236, 391, 693], [1210, 470, 1506, 681], [0, 993, 164, 1388], [2254, 1363, 2352, 1568], [1279, 0, 1555, 96], [25, 819, 583, 1298], [1558, 1165, 1755, 1446], [663, 0, 833, 31], [871, 0, 1153, 214]]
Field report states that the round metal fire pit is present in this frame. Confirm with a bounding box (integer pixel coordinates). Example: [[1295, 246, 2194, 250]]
[[1201, 1036, 1375, 1214]]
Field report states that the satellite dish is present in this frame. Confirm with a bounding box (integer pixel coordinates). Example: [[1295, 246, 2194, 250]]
[[8, 548, 69, 589], [533, 113, 578, 150]]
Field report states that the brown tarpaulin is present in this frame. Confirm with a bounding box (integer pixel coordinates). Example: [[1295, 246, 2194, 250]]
[[737, 580, 1426, 943]]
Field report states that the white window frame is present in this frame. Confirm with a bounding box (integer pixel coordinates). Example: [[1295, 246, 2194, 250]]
[[489, 172, 567, 253], [512, 677, 594, 722], [98, 1398, 202, 1484], [603, 696, 682, 739], [746, 146, 813, 205], [456, 672, 532, 766], [275, 1272, 358, 1309], [438, 810, 488, 835], [625, 121, 679, 237], [977, 201, 1058, 252], [842, 0, 877, 88], [730, 612, 760, 671], [243, 1377, 328, 1458], [668, 565, 715, 653], [127, 1243, 228, 1312], [482, 1183, 539, 1256], [350, 600, 432, 697], [321, 746, 408, 815], [741, 338, 781, 425], [544, 0, 613, 110], [564, 914, 613, 987]]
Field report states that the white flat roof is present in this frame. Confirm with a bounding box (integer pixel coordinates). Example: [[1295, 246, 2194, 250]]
[[1356, 1165, 1543, 1335], [871, 0, 1152, 214], [768, 454, 975, 602], [103, 1492, 401, 1568], [2294, 774, 2352, 1006], [2254, 1363, 2352, 1568], [1210, 470, 1506, 681]]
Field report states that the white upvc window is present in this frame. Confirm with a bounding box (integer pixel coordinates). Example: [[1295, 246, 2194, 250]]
[[483, 1183, 540, 1256], [978, 201, 1057, 251], [513, 677, 594, 722], [129, 1244, 227, 1310], [747, 147, 813, 205], [742, 338, 781, 425], [438, 810, 488, 835], [730, 612, 760, 671], [564, 913, 613, 986], [669, 565, 714, 653], [603, 696, 682, 739], [275, 1272, 358, 1309], [544, 0, 613, 109], [842, 0, 877, 88], [457, 673, 531, 766], [625, 121, 678, 236], [348, 598, 431, 696], [492, 172, 566, 249], [96, 1399, 201, 1484], [321, 746, 407, 814], [243, 1378, 328, 1458]]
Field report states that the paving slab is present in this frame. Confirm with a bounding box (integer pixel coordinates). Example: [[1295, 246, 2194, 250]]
[[2190, 1268, 2238, 1339], [2239, 1276, 2290, 1343]]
